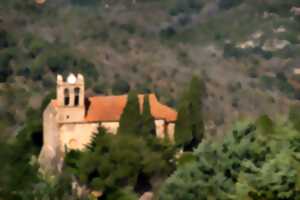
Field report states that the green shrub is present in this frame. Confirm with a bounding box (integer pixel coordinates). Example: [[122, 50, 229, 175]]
[[46, 51, 75, 74], [75, 58, 98, 80], [160, 121, 300, 200], [169, 0, 203, 16], [259, 75, 274, 90], [0, 30, 16, 49], [0, 50, 14, 82], [93, 82, 107, 94], [160, 26, 176, 39], [71, 0, 98, 6], [112, 79, 131, 95], [218, 0, 244, 10]]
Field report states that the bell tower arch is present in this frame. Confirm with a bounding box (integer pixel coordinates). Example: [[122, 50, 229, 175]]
[[56, 73, 85, 123]]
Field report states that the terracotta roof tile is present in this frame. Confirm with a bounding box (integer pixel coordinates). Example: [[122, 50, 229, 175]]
[[52, 94, 177, 122]]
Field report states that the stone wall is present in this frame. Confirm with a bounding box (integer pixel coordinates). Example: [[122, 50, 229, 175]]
[[60, 122, 99, 151], [101, 122, 120, 134]]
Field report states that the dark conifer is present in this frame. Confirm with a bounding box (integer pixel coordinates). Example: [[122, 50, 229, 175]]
[[175, 76, 205, 150], [118, 91, 142, 135], [141, 95, 156, 137]]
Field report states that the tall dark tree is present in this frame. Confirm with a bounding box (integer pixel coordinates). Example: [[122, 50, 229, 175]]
[[118, 91, 142, 135], [141, 95, 156, 137], [175, 76, 205, 151]]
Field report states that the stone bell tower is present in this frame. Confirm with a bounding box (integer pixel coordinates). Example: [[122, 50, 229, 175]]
[[56, 73, 85, 123]]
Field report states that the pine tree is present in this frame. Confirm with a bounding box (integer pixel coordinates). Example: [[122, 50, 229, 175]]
[[118, 91, 142, 135], [160, 121, 300, 200], [174, 99, 193, 147], [141, 95, 156, 137], [175, 76, 205, 150]]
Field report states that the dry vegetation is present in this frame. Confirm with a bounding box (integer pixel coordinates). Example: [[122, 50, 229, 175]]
[[1, 0, 300, 138]]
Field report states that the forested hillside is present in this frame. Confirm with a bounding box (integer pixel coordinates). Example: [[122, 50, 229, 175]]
[[1, 0, 300, 138], [1, 0, 300, 199]]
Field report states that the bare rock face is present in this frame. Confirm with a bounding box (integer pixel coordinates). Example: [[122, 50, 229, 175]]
[[139, 192, 153, 200]]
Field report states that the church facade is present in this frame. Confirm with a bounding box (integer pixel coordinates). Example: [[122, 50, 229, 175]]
[[39, 73, 177, 171]]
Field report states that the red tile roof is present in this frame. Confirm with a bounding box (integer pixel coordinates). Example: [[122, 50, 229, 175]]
[[52, 94, 177, 122]]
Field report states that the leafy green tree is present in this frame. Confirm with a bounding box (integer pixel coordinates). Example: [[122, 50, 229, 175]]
[[160, 120, 300, 200], [100, 187, 138, 200], [112, 79, 131, 95], [174, 76, 205, 150], [0, 30, 16, 49], [118, 91, 141, 135], [141, 95, 156, 137], [64, 127, 175, 198], [255, 114, 274, 134], [289, 105, 300, 131], [0, 122, 42, 200]]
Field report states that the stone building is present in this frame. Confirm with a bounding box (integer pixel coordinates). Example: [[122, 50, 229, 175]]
[[39, 73, 177, 171]]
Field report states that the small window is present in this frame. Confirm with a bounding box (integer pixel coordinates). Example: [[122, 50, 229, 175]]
[[74, 87, 80, 106], [64, 88, 70, 106]]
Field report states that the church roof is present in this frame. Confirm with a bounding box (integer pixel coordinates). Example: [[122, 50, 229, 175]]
[[85, 94, 177, 122], [52, 94, 177, 122]]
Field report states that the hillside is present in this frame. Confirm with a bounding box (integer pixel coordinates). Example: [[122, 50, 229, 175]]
[[1, 0, 300, 138]]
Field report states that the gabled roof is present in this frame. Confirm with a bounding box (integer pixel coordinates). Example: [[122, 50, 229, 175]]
[[52, 94, 177, 122]]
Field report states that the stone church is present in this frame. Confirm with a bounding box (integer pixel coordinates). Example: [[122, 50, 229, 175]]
[[39, 73, 177, 171]]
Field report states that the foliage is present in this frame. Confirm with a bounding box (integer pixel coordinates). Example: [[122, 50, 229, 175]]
[[160, 119, 300, 200], [100, 187, 138, 200], [112, 79, 131, 95], [218, 0, 244, 10], [71, 0, 99, 6], [169, 0, 203, 16], [0, 50, 14, 82], [118, 91, 141, 135], [0, 119, 42, 199], [141, 95, 156, 137], [64, 128, 175, 196], [0, 30, 16, 49], [30, 173, 76, 200], [175, 76, 205, 151], [289, 105, 300, 132]]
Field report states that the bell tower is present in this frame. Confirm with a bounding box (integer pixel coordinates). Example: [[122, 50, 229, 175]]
[[56, 73, 85, 123]]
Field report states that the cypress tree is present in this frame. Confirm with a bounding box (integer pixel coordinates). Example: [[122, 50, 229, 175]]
[[175, 76, 205, 151], [118, 91, 142, 135], [141, 95, 156, 137]]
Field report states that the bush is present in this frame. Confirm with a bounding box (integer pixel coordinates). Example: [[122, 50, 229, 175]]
[[160, 120, 300, 200], [0, 51, 14, 82], [0, 30, 16, 49], [70, 0, 98, 6], [64, 128, 175, 196], [223, 43, 243, 58], [169, 0, 203, 16], [259, 75, 274, 90], [218, 0, 244, 10], [47, 50, 75, 74], [75, 58, 98, 80], [93, 82, 107, 94], [23, 34, 49, 58], [160, 26, 176, 39], [112, 79, 131, 95]]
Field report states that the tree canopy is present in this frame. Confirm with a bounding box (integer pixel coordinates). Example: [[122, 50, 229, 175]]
[[174, 75, 205, 151], [64, 127, 176, 197], [118, 91, 141, 135], [160, 118, 300, 200]]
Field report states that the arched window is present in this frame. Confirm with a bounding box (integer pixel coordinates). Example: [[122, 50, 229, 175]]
[[74, 87, 80, 106], [64, 88, 70, 106]]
